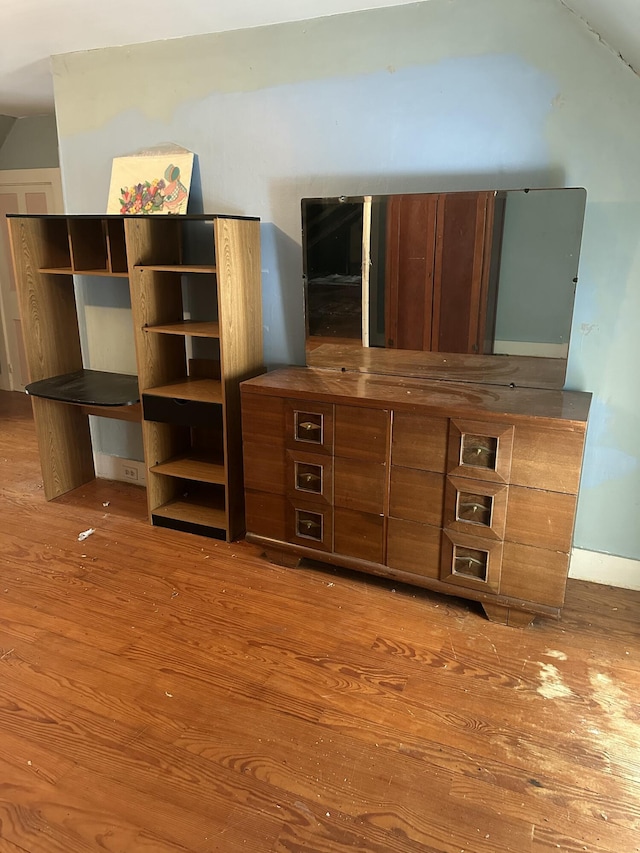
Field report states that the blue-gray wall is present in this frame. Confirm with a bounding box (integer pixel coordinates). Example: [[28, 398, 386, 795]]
[[0, 115, 59, 169], [51, 0, 640, 562], [0, 116, 16, 150]]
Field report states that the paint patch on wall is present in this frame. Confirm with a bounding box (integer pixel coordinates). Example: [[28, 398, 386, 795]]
[[53, 1, 552, 136]]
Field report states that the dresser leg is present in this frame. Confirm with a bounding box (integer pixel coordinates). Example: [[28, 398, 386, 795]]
[[482, 602, 535, 627], [264, 548, 302, 569]]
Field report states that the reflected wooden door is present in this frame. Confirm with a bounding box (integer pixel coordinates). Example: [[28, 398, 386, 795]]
[[432, 191, 498, 355], [384, 193, 438, 350], [384, 191, 501, 355], [0, 168, 63, 390]]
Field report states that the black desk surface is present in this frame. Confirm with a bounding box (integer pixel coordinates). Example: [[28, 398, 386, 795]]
[[26, 369, 140, 406]]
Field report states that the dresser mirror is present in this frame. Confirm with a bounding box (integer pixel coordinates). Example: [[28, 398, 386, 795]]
[[302, 187, 586, 389]]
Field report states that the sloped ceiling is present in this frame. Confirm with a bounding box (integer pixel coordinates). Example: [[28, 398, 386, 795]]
[[0, 0, 638, 117], [562, 0, 640, 72]]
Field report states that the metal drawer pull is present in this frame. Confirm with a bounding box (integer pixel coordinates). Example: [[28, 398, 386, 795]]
[[456, 556, 484, 569], [453, 546, 489, 581], [459, 500, 483, 513], [461, 434, 498, 470], [457, 491, 492, 526], [295, 462, 323, 494], [295, 510, 324, 541], [294, 411, 324, 445]]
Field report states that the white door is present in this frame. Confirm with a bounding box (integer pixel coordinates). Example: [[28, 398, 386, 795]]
[[0, 168, 64, 391]]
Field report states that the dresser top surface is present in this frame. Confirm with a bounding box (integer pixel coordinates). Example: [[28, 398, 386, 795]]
[[242, 367, 591, 427]]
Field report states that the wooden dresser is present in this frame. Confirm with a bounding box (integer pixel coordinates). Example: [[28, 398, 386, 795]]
[[240, 366, 591, 626]]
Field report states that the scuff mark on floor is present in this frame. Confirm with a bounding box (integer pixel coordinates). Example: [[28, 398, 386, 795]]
[[537, 662, 574, 699], [589, 671, 638, 742], [543, 649, 568, 661]]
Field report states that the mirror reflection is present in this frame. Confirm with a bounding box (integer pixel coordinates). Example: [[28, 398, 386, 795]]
[[302, 188, 586, 361]]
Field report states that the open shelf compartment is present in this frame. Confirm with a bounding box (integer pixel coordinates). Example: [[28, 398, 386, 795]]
[[150, 454, 226, 484], [144, 377, 222, 404], [150, 480, 228, 539]]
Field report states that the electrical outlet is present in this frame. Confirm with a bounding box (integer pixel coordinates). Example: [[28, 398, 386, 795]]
[[122, 464, 139, 481]]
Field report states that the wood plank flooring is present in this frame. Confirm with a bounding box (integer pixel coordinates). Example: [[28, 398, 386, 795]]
[[1, 388, 639, 852]]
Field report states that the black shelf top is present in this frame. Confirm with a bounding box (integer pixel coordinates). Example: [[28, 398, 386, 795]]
[[6, 213, 260, 222], [26, 369, 140, 406]]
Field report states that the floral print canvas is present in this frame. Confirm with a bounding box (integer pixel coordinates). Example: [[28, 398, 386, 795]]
[[107, 152, 194, 215]]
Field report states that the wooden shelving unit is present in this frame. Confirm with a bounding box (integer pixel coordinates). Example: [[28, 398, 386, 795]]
[[7, 213, 263, 542]]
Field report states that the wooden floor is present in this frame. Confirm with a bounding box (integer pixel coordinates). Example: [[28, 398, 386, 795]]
[[1, 390, 640, 853]]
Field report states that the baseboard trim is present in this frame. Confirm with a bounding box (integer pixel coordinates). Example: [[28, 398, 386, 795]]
[[570, 548, 640, 590], [493, 340, 569, 358]]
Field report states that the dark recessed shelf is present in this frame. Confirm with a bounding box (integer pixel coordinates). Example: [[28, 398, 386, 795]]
[[25, 369, 140, 407], [151, 492, 227, 533]]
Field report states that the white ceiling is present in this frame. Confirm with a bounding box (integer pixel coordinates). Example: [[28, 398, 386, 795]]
[[1, 0, 638, 117]]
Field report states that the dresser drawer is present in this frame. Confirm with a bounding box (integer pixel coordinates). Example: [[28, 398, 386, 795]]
[[334, 457, 386, 515], [241, 392, 285, 448], [386, 518, 441, 579], [440, 530, 503, 594], [286, 500, 333, 552], [447, 419, 514, 484], [245, 490, 286, 541], [505, 486, 577, 552], [511, 424, 586, 493], [391, 412, 448, 472], [285, 449, 333, 505], [243, 440, 286, 494], [389, 467, 444, 527], [335, 405, 390, 462], [334, 508, 384, 564], [285, 399, 334, 454], [443, 476, 508, 541], [500, 542, 570, 607]]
